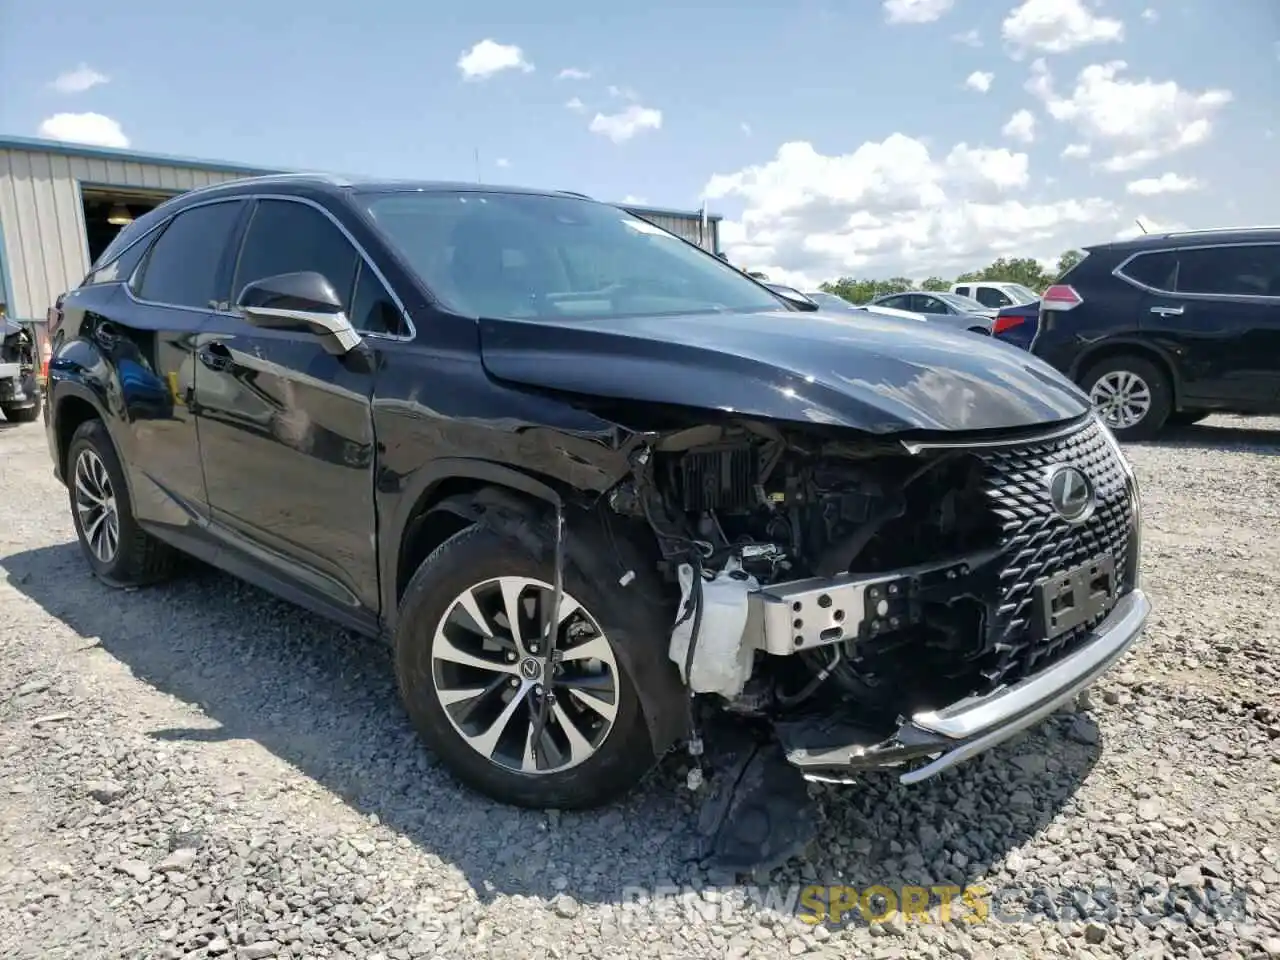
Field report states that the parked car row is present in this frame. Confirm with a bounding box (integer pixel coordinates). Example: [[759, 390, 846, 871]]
[[800, 228, 1280, 440]]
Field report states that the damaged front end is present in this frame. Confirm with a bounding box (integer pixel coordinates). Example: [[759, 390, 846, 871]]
[[605, 409, 1147, 864]]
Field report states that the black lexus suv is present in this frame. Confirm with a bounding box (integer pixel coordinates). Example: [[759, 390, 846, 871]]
[[1032, 228, 1280, 440], [43, 175, 1148, 852]]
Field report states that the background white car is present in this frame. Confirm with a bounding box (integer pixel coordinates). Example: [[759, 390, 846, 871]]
[[950, 281, 1040, 310]]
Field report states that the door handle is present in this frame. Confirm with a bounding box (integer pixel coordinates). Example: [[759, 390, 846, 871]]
[[1150, 305, 1185, 317], [197, 342, 234, 371]]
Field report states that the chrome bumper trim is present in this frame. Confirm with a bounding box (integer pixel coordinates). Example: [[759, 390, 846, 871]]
[[785, 588, 1150, 784]]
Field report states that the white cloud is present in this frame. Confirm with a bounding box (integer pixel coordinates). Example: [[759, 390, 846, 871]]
[[557, 67, 590, 80], [1002, 108, 1037, 143], [965, 71, 994, 93], [495, 157, 511, 169], [1003, 0, 1124, 55], [1126, 172, 1201, 195], [884, 0, 954, 24], [565, 97, 586, 113], [741, 122, 753, 136], [38, 112, 129, 148], [1062, 143, 1092, 159], [607, 84, 639, 101], [701, 133, 1115, 286], [589, 104, 663, 143], [952, 28, 983, 47], [457, 40, 534, 80], [1141, 8, 1158, 22], [1028, 59, 1231, 172], [51, 64, 108, 94]]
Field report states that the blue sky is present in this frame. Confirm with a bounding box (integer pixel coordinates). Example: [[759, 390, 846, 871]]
[[1, 0, 1277, 284]]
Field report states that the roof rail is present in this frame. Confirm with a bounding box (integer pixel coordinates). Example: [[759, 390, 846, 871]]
[[1163, 225, 1280, 237]]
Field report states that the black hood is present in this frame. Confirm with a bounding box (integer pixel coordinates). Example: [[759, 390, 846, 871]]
[[478, 308, 1090, 434]]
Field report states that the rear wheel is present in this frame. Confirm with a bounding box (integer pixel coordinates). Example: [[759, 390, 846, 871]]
[[66, 419, 176, 587], [1082, 355, 1172, 441], [395, 522, 659, 809]]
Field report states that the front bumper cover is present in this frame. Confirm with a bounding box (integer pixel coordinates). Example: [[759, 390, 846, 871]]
[[785, 587, 1150, 783]]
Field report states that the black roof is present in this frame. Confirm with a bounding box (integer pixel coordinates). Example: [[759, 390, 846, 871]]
[[1089, 226, 1280, 253]]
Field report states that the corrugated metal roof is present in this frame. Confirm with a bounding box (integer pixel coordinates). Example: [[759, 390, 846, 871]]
[[0, 135, 720, 222]]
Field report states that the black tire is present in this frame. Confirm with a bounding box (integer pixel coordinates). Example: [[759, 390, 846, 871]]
[[395, 521, 660, 810], [1167, 409, 1209, 427], [1080, 354, 1172, 441], [1, 396, 41, 423], [66, 419, 176, 587]]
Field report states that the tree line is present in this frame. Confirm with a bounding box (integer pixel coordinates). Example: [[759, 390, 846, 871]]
[[782, 250, 1085, 304]]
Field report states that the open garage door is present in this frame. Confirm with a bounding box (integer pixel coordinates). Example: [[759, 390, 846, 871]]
[[80, 187, 178, 263]]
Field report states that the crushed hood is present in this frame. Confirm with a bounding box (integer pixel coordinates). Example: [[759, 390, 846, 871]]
[[478, 308, 1090, 434]]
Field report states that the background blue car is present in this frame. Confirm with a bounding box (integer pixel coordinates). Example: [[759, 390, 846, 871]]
[[992, 300, 1041, 351]]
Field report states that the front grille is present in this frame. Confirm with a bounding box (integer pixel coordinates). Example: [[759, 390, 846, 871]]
[[977, 418, 1136, 686]]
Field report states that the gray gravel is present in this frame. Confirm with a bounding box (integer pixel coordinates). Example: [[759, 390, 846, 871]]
[[2, 414, 1279, 960]]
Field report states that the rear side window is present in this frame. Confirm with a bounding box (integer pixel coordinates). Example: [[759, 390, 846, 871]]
[[1176, 245, 1280, 297], [974, 287, 1012, 308], [954, 285, 970, 297], [232, 200, 359, 309], [135, 201, 246, 308], [1119, 251, 1178, 291]]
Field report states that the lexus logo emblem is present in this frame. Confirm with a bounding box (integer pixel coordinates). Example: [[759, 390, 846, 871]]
[[519, 657, 542, 681], [1047, 465, 1095, 522]]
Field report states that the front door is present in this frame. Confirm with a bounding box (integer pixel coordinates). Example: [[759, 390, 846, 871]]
[[193, 197, 385, 623]]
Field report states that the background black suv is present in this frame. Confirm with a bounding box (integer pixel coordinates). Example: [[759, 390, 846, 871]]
[[1032, 228, 1280, 439]]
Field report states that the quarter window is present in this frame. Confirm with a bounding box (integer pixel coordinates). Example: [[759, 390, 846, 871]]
[[135, 201, 246, 309], [1176, 245, 1280, 297], [232, 200, 360, 311], [86, 228, 157, 286], [349, 261, 407, 335]]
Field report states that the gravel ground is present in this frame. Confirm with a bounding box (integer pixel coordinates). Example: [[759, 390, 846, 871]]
[[1, 413, 1278, 960]]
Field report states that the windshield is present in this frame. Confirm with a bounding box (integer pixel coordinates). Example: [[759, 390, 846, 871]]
[[359, 190, 783, 320], [806, 291, 858, 311], [937, 292, 988, 311]]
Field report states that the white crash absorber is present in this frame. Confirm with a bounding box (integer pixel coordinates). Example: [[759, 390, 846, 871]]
[[669, 556, 759, 699]]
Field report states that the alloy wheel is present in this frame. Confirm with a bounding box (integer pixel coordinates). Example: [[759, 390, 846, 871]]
[[1090, 370, 1152, 430], [431, 576, 619, 775], [74, 449, 120, 563]]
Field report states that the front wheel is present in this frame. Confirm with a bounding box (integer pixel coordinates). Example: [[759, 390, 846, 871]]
[[394, 522, 659, 810], [1082, 355, 1172, 441]]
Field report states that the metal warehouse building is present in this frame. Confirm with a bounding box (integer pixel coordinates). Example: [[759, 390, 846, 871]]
[[0, 135, 722, 324]]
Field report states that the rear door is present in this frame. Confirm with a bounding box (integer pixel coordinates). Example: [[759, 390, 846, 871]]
[[193, 196, 398, 623], [1136, 243, 1280, 405], [81, 198, 246, 536]]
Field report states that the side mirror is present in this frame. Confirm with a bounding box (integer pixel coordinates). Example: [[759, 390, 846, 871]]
[[236, 271, 361, 356]]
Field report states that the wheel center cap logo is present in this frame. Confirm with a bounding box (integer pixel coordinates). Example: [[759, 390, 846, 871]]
[[1047, 465, 1095, 522], [519, 657, 542, 681]]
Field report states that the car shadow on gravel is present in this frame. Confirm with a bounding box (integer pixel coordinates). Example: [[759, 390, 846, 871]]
[[5, 541, 1101, 910], [1135, 420, 1280, 455]]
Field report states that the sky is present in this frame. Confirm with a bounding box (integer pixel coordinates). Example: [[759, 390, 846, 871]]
[[1, 0, 1277, 288]]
